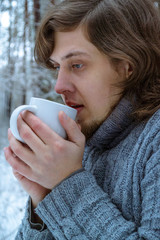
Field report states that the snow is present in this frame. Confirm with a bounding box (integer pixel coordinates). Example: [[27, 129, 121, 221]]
[[0, 133, 28, 240]]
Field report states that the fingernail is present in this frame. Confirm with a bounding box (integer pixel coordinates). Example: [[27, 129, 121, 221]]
[[60, 111, 68, 120]]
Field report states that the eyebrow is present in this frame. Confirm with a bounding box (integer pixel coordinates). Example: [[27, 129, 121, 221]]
[[49, 51, 91, 63]]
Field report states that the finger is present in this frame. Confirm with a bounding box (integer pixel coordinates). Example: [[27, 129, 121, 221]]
[[77, 123, 82, 131], [17, 114, 46, 151], [8, 129, 36, 168], [12, 169, 26, 182], [4, 146, 31, 178], [12, 169, 35, 188], [21, 111, 62, 145], [59, 111, 85, 146]]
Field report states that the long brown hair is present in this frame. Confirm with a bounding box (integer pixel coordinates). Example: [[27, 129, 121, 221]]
[[35, 0, 160, 121]]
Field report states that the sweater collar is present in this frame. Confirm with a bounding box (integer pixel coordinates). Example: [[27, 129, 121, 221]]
[[86, 97, 134, 149]]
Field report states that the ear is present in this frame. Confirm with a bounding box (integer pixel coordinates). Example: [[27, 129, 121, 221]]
[[124, 62, 133, 78]]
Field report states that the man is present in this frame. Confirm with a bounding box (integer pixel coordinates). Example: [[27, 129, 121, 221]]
[[4, 0, 160, 239]]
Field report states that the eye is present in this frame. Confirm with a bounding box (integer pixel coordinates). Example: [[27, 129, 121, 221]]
[[53, 65, 60, 71], [72, 64, 83, 69], [52, 64, 60, 78]]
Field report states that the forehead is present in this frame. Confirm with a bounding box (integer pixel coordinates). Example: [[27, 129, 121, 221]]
[[50, 27, 103, 61]]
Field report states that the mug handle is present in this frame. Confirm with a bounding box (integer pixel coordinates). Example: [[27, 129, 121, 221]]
[[10, 105, 37, 143]]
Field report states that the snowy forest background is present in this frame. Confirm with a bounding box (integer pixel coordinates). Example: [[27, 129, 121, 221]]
[[0, 0, 160, 239], [0, 0, 62, 239]]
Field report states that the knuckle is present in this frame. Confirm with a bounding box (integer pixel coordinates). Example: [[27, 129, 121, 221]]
[[11, 160, 19, 171], [32, 120, 42, 132], [21, 129, 31, 141], [13, 145, 22, 157], [54, 140, 64, 151]]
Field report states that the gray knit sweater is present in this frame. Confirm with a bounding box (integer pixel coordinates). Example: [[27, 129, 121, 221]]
[[15, 98, 160, 240]]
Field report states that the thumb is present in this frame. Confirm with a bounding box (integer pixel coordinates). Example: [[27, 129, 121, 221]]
[[59, 111, 85, 145]]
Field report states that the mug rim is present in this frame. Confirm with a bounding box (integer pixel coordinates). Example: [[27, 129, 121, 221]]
[[30, 97, 77, 112]]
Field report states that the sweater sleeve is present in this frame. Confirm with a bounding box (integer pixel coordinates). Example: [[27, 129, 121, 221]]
[[35, 152, 160, 240], [15, 198, 54, 240]]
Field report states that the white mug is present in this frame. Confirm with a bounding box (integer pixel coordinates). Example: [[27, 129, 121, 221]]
[[10, 97, 77, 143]]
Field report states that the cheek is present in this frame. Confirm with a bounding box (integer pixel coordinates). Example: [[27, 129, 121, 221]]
[[80, 82, 110, 113], [88, 84, 112, 104], [86, 84, 119, 118]]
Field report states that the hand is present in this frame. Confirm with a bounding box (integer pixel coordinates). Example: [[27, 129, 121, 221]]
[[4, 146, 51, 208], [5, 110, 85, 192]]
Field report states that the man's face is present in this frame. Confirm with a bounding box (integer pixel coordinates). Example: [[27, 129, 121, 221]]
[[50, 27, 125, 138]]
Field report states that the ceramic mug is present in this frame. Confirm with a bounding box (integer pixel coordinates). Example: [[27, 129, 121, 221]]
[[10, 97, 77, 143]]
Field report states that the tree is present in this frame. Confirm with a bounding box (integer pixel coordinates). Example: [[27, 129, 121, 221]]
[[34, 0, 40, 31], [0, 0, 61, 124]]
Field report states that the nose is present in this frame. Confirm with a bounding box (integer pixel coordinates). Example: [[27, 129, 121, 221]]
[[54, 68, 75, 94]]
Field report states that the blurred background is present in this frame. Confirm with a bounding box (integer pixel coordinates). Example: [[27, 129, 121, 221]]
[[0, 0, 160, 239], [0, 0, 62, 239], [0, 0, 63, 150]]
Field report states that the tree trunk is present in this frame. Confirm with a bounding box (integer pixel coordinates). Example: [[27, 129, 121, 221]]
[[34, 0, 41, 31], [22, 0, 29, 104]]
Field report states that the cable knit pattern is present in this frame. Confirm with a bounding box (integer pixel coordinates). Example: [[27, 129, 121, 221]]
[[15, 98, 160, 240]]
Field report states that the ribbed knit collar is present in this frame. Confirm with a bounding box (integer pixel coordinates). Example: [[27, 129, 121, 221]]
[[86, 97, 134, 149]]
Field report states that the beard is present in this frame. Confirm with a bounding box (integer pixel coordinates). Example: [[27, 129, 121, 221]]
[[81, 121, 102, 140], [77, 99, 121, 140], [77, 116, 107, 140]]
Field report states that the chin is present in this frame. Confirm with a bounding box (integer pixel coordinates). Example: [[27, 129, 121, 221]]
[[78, 110, 113, 140], [80, 119, 104, 140]]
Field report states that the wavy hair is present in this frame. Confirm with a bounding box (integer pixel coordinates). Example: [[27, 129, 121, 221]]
[[35, 0, 160, 121]]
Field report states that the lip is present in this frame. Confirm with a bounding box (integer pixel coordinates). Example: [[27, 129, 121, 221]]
[[65, 101, 84, 113]]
